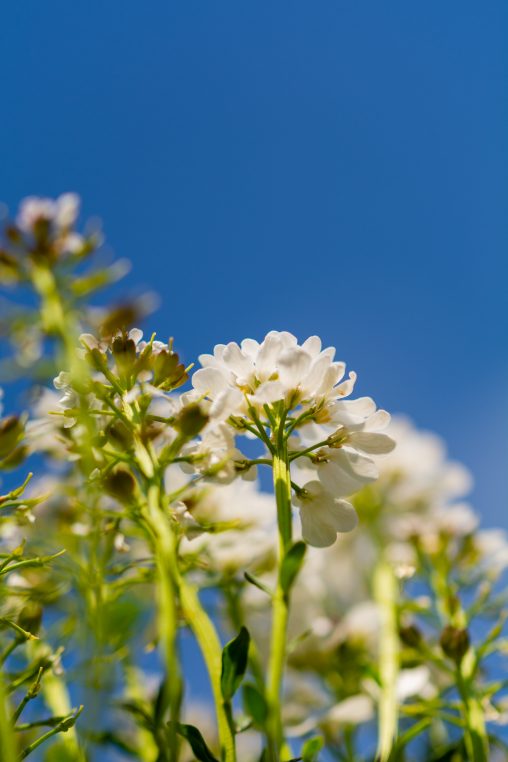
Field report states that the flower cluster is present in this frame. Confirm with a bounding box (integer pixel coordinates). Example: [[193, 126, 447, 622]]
[[193, 331, 395, 547]]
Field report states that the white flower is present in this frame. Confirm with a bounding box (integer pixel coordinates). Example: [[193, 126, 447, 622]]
[[178, 477, 276, 573], [17, 193, 80, 234], [53, 371, 79, 427], [192, 331, 356, 415], [376, 416, 472, 508], [180, 423, 255, 484], [293, 481, 358, 547], [322, 694, 375, 728]]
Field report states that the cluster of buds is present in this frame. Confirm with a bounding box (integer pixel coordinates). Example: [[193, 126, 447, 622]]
[[80, 328, 189, 393], [0, 194, 99, 280]]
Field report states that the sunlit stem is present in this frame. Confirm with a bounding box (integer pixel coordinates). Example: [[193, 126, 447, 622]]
[[266, 413, 293, 761], [373, 558, 399, 761], [30, 263, 79, 371], [144, 479, 183, 761], [455, 659, 488, 762], [178, 580, 237, 762], [29, 264, 87, 760], [0, 671, 16, 762]]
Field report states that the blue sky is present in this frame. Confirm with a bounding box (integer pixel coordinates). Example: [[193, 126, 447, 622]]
[[1, 1, 506, 526]]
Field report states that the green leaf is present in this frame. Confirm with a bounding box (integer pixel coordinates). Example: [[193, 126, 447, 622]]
[[280, 541, 306, 594], [169, 723, 218, 762], [242, 683, 268, 727], [301, 736, 324, 761], [244, 571, 273, 597], [220, 626, 250, 701]]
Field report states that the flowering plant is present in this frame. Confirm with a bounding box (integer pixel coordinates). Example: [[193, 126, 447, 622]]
[[0, 195, 505, 761]]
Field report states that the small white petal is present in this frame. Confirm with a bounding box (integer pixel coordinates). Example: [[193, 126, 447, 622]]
[[301, 335, 322, 356], [277, 348, 312, 389], [192, 368, 230, 399], [349, 431, 396, 454], [251, 380, 285, 404]]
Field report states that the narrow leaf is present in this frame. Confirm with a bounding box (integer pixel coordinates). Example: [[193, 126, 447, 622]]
[[280, 541, 306, 594], [221, 626, 250, 701], [169, 722, 218, 762], [242, 683, 268, 727], [302, 736, 324, 761]]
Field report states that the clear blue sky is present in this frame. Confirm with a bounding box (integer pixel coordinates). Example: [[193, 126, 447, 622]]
[[1, 2, 506, 526]]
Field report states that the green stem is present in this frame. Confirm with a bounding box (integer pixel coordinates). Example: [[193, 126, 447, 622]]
[[266, 423, 293, 760], [178, 579, 237, 762], [373, 558, 399, 762], [455, 659, 489, 761], [427, 556, 489, 760], [18, 707, 83, 760], [28, 643, 85, 762], [145, 481, 182, 761], [0, 670, 16, 762]]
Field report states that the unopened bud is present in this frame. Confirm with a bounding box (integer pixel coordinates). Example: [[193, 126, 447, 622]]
[[105, 420, 133, 449], [18, 602, 43, 637], [112, 335, 137, 378], [440, 625, 470, 664], [399, 624, 422, 649], [103, 468, 136, 503], [174, 404, 208, 438], [152, 350, 187, 391], [0, 416, 24, 459]]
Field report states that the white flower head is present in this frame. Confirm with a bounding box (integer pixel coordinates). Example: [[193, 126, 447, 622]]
[[192, 331, 356, 417]]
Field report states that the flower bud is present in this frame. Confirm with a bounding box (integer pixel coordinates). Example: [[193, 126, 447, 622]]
[[151, 350, 187, 391], [105, 420, 133, 449], [1, 445, 28, 470], [0, 250, 21, 284], [0, 416, 24, 459], [112, 335, 137, 379], [440, 625, 470, 664], [174, 404, 209, 438], [18, 602, 43, 636], [399, 624, 422, 649], [103, 468, 136, 503]]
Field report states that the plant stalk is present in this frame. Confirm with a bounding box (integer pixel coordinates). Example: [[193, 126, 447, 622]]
[[266, 424, 293, 760], [373, 558, 399, 762]]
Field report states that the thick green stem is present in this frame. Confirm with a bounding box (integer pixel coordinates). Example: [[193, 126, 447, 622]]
[[266, 427, 293, 760], [145, 482, 183, 760], [31, 263, 78, 367], [178, 579, 237, 762], [373, 558, 399, 761], [455, 651, 488, 762]]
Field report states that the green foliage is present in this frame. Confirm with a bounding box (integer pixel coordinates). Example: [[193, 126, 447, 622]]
[[221, 626, 250, 702], [280, 541, 306, 595], [169, 722, 219, 762]]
